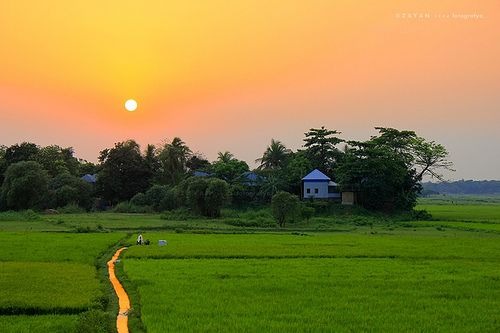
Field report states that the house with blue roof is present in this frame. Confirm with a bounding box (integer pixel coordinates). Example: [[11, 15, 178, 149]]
[[81, 174, 97, 184], [302, 169, 341, 200]]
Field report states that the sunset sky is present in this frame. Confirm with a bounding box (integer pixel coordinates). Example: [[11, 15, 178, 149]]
[[1, 1, 499, 180]]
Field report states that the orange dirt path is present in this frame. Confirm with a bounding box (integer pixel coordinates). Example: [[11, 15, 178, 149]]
[[107, 247, 130, 333]]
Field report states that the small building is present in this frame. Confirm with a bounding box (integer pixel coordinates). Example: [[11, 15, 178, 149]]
[[193, 170, 212, 177], [81, 174, 97, 184], [341, 191, 356, 205], [239, 171, 265, 187], [302, 169, 341, 200]]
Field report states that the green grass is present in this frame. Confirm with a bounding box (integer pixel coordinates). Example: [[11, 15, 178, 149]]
[[0, 232, 125, 264], [123, 229, 500, 260], [0, 262, 101, 313], [0, 315, 78, 333], [124, 257, 500, 332], [418, 204, 500, 222]]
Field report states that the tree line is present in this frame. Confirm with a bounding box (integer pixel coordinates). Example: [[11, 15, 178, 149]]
[[0, 127, 452, 214]]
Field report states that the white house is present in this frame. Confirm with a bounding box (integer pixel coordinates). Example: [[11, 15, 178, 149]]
[[302, 169, 341, 200]]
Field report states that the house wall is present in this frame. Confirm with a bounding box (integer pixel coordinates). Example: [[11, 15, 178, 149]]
[[303, 180, 329, 199]]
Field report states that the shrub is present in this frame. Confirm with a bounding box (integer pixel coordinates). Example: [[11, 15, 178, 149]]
[[271, 191, 300, 227], [145, 185, 170, 210], [75, 309, 113, 333], [58, 203, 85, 214], [205, 178, 230, 218], [113, 201, 153, 213], [130, 192, 148, 206], [159, 188, 177, 211], [300, 205, 315, 221], [160, 208, 196, 221]]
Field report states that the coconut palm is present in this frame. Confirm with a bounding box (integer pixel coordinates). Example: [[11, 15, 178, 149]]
[[256, 139, 291, 170], [158, 137, 192, 185]]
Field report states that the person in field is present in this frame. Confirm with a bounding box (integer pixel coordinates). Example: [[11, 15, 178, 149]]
[[137, 234, 143, 245]]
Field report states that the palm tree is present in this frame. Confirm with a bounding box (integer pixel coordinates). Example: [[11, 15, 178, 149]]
[[256, 139, 291, 170], [217, 151, 234, 163], [158, 137, 192, 185]]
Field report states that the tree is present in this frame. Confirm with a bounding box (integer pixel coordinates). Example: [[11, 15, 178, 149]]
[[49, 173, 93, 209], [211, 152, 249, 183], [413, 138, 454, 181], [186, 177, 209, 214], [4, 142, 39, 165], [337, 143, 417, 211], [303, 127, 343, 175], [144, 185, 170, 210], [186, 153, 211, 172], [183, 177, 229, 217], [0, 145, 6, 186], [256, 139, 291, 170], [258, 173, 287, 202], [35, 145, 80, 177], [158, 138, 192, 185], [282, 151, 313, 195], [97, 140, 150, 203], [336, 128, 453, 211], [204, 178, 230, 217], [1, 161, 49, 210], [271, 191, 300, 227], [144, 144, 160, 184]]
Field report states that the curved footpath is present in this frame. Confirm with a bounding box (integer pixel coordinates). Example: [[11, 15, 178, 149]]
[[107, 247, 130, 333]]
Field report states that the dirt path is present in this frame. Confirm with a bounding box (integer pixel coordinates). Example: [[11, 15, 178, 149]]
[[108, 247, 130, 333]]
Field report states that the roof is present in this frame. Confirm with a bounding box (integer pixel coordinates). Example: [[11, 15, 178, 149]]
[[81, 174, 97, 183], [302, 169, 330, 181], [193, 170, 211, 177], [240, 171, 265, 186]]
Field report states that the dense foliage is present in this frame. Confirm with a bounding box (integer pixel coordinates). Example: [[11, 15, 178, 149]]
[[0, 127, 453, 215]]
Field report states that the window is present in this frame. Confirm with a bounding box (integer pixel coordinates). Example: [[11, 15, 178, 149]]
[[314, 188, 319, 194], [306, 188, 311, 194]]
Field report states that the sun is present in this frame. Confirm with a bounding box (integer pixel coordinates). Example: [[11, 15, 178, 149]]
[[124, 99, 138, 112]]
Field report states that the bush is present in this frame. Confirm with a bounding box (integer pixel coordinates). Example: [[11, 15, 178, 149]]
[[271, 191, 300, 227], [113, 201, 153, 213], [145, 185, 170, 210], [75, 309, 113, 333], [58, 203, 85, 214], [160, 208, 196, 221], [0, 210, 40, 221], [159, 188, 177, 211], [224, 217, 274, 228], [130, 192, 148, 206], [205, 178, 230, 217], [300, 205, 315, 221]]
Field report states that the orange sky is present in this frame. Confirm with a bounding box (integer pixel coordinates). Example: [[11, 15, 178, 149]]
[[1, 1, 499, 179]]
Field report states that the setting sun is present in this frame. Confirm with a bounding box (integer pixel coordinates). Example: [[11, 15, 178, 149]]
[[125, 99, 138, 112]]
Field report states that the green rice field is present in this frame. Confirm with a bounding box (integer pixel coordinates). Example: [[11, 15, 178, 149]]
[[0, 198, 499, 332]]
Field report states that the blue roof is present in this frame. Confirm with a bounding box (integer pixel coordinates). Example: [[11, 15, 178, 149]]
[[81, 174, 97, 183], [193, 170, 211, 177], [240, 171, 265, 186], [302, 169, 330, 181]]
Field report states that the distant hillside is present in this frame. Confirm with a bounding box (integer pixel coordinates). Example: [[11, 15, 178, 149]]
[[422, 180, 500, 195]]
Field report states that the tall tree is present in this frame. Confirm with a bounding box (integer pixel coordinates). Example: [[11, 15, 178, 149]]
[[1, 161, 49, 210], [256, 139, 291, 170], [158, 138, 192, 185], [337, 127, 453, 211], [97, 140, 150, 203], [211, 152, 249, 183], [303, 127, 343, 175], [186, 153, 211, 172]]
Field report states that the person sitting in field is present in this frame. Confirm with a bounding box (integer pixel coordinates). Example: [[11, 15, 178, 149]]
[[137, 234, 143, 245]]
